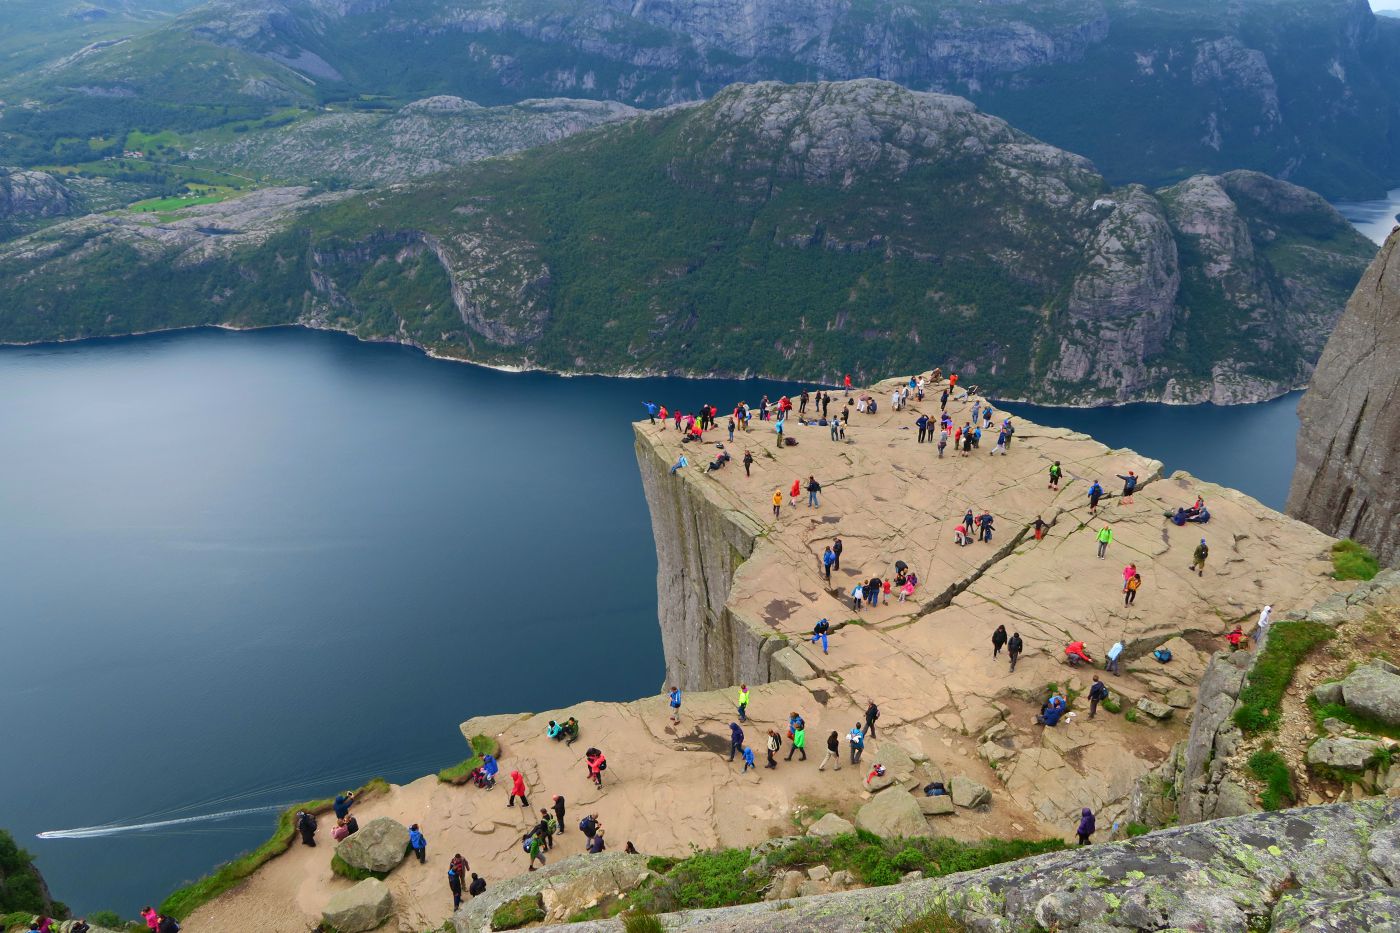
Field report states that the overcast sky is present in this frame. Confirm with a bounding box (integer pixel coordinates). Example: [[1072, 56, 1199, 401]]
[[1375, 0, 1400, 10]]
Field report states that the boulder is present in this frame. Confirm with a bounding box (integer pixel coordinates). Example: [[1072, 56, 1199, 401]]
[[1341, 665, 1400, 726], [918, 794, 955, 816], [978, 740, 1015, 765], [855, 789, 933, 838], [1323, 717, 1349, 735], [1137, 697, 1174, 720], [336, 817, 410, 874], [1166, 687, 1193, 709], [1313, 681, 1345, 706], [806, 864, 831, 882], [864, 771, 896, 792], [874, 742, 918, 780], [322, 878, 392, 933], [1307, 736, 1383, 772], [949, 776, 991, 809], [806, 812, 855, 837]]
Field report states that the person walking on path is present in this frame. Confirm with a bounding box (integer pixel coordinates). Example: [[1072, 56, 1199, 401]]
[[977, 511, 995, 543], [822, 546, 835, 582], [1048, 461, 1062, 490], [742, 745, 756, 772], [1088, 480, 1104, 514], [940, 388, 949, 412], [743, 450, 753, 476], [1117, 471, 1137, 504], [537, 810, 557, 850], [1088, 676, 1109, 719], [1124, 573, 1141, 606], [1106, 640, 1123, 675], [937, 431, 947, 458], [1007, 632, 1023, 672], [585, 748, 606, 786], [669, 686, 682, 724], [1253, 606, 1272, 647], [811, 617, 831, 654], [448, 863, 465, 909], [409, 823, 428, 863], [992, 624, 1007, 658], [1033, 516, 1047, 541], [552, 795, 566, 834], [525, 830, 545, 871], [1191, 539, 1209, 576], [848, 723, 865, 764], [786, 722, 807, 761], [737, 684, 750, 722], [832, 537, 843, 571], [772, 489, 782, 519], [789, 478, 801, 508], [507, 772, 529, 809], [1096, 524, 1112, 559], [728, 722, 744, 762], [765, 730, 781, 768], [1076, 808, 1096, 846], [916, 414, 929, 443], [818, 730, 842, 771], [807, 476, 821, 507], [864, 700, 880, 739]]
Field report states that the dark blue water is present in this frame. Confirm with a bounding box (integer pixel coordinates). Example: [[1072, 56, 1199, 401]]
[[1, 327, 1300, 916], [999, 393, 1302, 511], [0, 327, 805, 917]]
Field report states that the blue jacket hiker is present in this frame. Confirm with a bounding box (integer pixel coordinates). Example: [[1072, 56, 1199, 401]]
[[669, 687, 682, 724], [409, 824, 427, 863], [728, 722, 744, 761], [742, 746, 756, 772]]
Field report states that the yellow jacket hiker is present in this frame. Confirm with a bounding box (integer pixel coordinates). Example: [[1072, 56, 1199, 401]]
[[737, 684, 750, 722]]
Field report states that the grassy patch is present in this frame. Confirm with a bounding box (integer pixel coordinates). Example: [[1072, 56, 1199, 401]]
[[1331, 539, 1380, 581], [491, 894, 546, 930], [1124, 822, 1150, 838], [1123, 707, 1138, 723], [897, 904, 969, 933], [633, 832, 1062, 913], [438, 734, 501, 784], [157, 777, 388, 920], [1310, 698, 1400, 741], [1233, 620, 1335, 735], [1247, 748, 1296, 811], [621, 912, 666, 933], [1102, 697, 1122, 715]]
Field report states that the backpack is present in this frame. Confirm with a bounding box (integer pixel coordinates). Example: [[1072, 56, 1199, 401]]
[[598, 759, 607, 771], [1153, 648, 1172, 663], [523, 834, 536, 853]]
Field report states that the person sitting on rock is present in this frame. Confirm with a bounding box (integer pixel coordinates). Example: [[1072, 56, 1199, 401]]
[[863, 763, 887, 789], [587, 828, 607, 854], [481, 753, 499, 788], [332, 817, 350, 842], [1037, 695, 1067, 727], [562, 717, 580, 745], [468, 873, 486, 897], [547, 720, 563, 741]]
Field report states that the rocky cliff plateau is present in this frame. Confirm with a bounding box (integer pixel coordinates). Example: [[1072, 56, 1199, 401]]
[[0, 80, 1374, 405], [1288, 226, 1400, 567], [180, 374, 1359, 933]]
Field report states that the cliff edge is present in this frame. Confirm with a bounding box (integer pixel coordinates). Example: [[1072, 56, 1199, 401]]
[[1288, 227, 1400, 566]]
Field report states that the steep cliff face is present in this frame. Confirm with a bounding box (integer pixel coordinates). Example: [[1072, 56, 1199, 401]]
[[1288, 228, 1400, 566], [634, 427, 807, 690], [0, 169, 75, 220]]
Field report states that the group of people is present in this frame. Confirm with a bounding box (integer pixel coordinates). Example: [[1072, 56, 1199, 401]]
[[730, 701, 879, 772]]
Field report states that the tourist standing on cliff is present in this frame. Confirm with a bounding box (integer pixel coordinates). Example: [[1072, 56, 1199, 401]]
[[864, 700, 880, 738], [822, 546, 835, 582], [728, 417, 736, 441], [775, 416, 785, 448], [848, 723, 865, 763], [844, 374, 852, 396], [507, 771, 530, 808], [831, 537, 843, 571], [1088, 676, 1109, 719], [992, 624, 1007, 658], [1253, 606, 1272, 647], [742, 744, 756, 772], [937, 430, 948, 458], [551, 794, 566, 834], [1191, 539, 1209, 576], [729, 722, 745, 762], [1088, 480, 1104, 514], [1106, 640, 1123, 675], [737, 683, 750, 721], [669, 686, 683, 724], [1125, 573, 1141, 606], [772, 489, 782, 519], [586, 747, 607, 786], [807, 475, 821, 507], [1007, 632, 1023, 672], [1096, 524, 1112, 559], [1076, 808, 1096, 845], [742, 450, 753, 476], [296, 809, 316, 847], [977, 511, 995, 543], [1117, 471, 1138, 504], [766, 729, 781, 768], [1048, 461, 1062, 490], [409, 823, 427, 863], [333, 791, 355, 820], [1033, 516, 1047, 540]]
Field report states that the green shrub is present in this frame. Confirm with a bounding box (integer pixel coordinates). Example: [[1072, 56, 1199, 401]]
[[0, 830, 51, 916], [1247, 748, 1296, 811], [631, 847, 767, 913], [491, 894, 546, 930], [86, 910, 130, 929], [1102, 697, 1122, 714], [158, 777, 389, 920], [897, 905, 969, 933], [621, 912, 666, 933], [330, 852, 389, 882], [1233, 621, 1334, 734], [438, 734, 501, 784], [1124, 707, 1138, 723], [1124, 822, 1150, 838], [1331, 539, 1380, 581], [1310, 698, 1400, 740]]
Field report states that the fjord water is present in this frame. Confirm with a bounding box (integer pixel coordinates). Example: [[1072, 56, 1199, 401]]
[[1334, 187, 1400, 245], [3, 327, 1300, 914]]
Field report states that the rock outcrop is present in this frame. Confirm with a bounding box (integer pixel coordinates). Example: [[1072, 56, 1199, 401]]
[[450, 852, 651, 933], [322, 877, 393, 932], [336, 817, 410, 874], [1288, 228, 1400, 566], [0, 170, 75, 221], [854, 790, 933, 839], [1339, 662, 1400, 726], [568, 800, 1400, 932]]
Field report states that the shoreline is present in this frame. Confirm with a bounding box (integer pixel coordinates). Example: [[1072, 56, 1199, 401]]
[[0, 321, 1302, 409]]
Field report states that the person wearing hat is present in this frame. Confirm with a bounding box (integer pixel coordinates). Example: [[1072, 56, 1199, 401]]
[[1191, 539, 1209, 576]]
